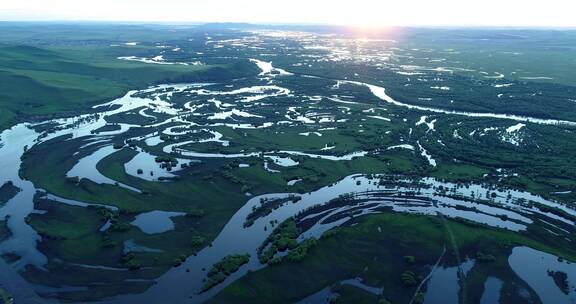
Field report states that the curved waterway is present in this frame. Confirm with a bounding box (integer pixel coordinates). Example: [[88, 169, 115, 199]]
[[256, 59, 576, 126], [106, 174, 575, 304], [344, 80, 576, 126], [0, 59, 574, 303]]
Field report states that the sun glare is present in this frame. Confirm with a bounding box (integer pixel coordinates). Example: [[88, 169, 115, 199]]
[[1, 0, 575, 27]]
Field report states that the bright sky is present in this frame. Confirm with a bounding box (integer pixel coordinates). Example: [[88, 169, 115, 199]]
[[1, 0, 575, 27]]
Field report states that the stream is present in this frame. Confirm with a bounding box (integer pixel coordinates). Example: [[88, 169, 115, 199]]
[[0, 59, 574, 303]]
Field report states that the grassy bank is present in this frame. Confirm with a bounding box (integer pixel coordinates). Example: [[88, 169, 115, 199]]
[[0, 43, 257, 131], [211, 212, 575, 304]]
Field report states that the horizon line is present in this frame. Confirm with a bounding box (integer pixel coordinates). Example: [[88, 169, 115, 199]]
[[1, 20, 576, 30]]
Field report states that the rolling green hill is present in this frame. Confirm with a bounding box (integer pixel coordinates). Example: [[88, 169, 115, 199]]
[[0, 44, 257, 131]]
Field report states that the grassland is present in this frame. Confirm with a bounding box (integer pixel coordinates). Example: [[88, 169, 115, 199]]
[[0, 39, 257, 131], [211, 212, 576, 304], [2, 23, 576, 303]]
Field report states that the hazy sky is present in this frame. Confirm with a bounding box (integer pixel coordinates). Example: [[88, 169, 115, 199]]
[[1, 0, 575, 27]]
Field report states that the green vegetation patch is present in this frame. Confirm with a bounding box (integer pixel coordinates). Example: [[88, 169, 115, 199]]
[[211, 212, 576, 304], [0, 287, 14, 304], [0, 181, 20, 206], [201, 254, 250, 292], [0, 44, 257, 131], [29, 197, 109, 240]]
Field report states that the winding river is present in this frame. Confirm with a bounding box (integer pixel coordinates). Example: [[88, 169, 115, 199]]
[[0, 59, 574, 303]]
